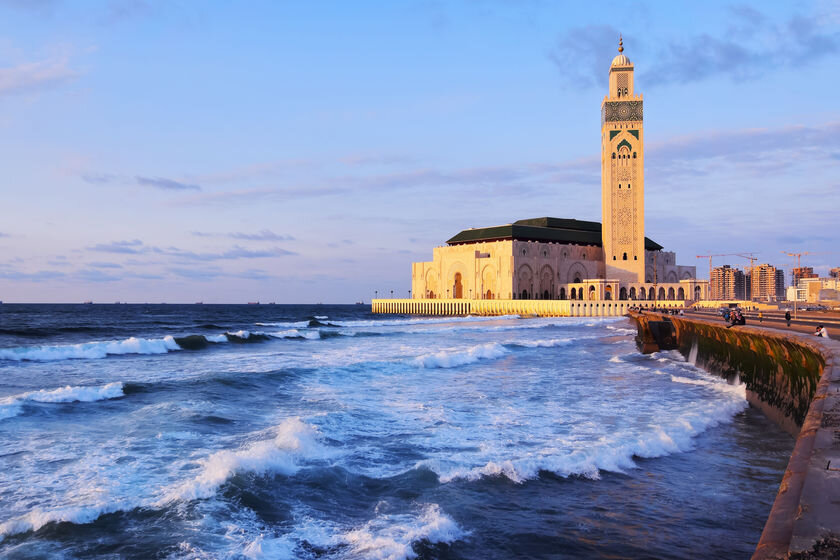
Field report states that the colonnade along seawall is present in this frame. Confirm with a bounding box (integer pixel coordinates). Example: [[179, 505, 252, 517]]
[[630, 312, 840, 559], [371, 298, 687, 317]]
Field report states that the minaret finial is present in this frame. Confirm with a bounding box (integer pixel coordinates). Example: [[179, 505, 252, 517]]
[[618, 34, 624, 53]]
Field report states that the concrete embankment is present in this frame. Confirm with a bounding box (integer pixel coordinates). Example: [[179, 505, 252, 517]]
[[629, 312, 840, 559]]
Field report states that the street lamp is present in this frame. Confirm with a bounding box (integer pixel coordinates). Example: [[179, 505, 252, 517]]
[[390, 290, 394, 299], [375, 290, 378, 301], [408, 290, 411, 299]]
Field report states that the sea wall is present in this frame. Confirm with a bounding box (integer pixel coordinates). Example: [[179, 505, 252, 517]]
[[629, 312, 840, 559], [371, 298, 686, 317]]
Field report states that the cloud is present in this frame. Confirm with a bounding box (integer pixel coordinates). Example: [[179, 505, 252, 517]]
[[82, 174, 202, 191], [164, 245, 297, 261], [88, 239, 146, 254], [549, 10, 840, 88], [87, 261, 124, 269], [0, 269, 65, 281], [0, 57, 80, 96], [136, 176, 201, 191], [75, 269, 121, 282], [548, 24, 620, 89], [191, 230, 295, 241]]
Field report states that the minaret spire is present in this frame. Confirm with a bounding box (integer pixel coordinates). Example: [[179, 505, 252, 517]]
[[618, 35, 624, 53]]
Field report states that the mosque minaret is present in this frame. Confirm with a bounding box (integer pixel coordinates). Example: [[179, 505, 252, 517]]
[[601, 36, 646, 283], [374, 38, 707, 316]]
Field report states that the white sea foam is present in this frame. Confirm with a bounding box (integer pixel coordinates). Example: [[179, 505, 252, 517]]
[[0, 503, 125, 540], [670, 375, 746, 397], [159, 417, 329, 503], [509, 337, 573, 348], [0, 382, 125, 420], [206, 334, 229, 343], [340, 504, 465, 560], [428, 390, 748, 484], [226, 330, 252, 339], [608, 355, 623, 363], [268, 329, 321, 340], [0, 336, 180, 362], [314, 316, 328, 320], [255, 321, 309, 328], [412, 342, 508, 369], [606, 325, 636, 335]]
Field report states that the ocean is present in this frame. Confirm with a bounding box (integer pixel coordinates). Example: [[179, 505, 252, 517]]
[[0, 304, 793, 559]]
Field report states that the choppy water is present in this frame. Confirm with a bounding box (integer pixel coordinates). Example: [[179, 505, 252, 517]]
[[0, 304, 793, 559]]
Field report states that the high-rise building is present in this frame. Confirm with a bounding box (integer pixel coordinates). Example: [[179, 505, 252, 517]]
[[830, 267, 840, 279], [792, 267, 817, 286], [710, 265, 745, 300], [751, 264, 785, 301]]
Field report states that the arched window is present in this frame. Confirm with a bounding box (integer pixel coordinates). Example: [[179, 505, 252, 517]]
[[622, 252, 627, 260], [521, 289, 528, 299], [694, 285, 702, 300], [633, 152, 637, 158], [678, 287, 685, 300], [659, 287, 666, 300], [574, 276, 581, 284], [619, 287, 627, 300], [570, 288, 577, 300], [613, 256, 616, 260], [612, 152, 616, 159], [589, 285, 596, 300], [560, 287, 566, 300], [629, 287, 636, 300], [667, 287, 675, 300]]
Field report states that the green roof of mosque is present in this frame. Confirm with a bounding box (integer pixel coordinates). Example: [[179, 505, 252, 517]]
[[446, 217, 664, 251]]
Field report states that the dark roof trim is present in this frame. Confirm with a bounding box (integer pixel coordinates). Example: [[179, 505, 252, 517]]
[[446, 217, 663, 251]]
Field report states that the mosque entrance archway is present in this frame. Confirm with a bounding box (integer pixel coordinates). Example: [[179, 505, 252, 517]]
[[658, 287, 666, 300], [628, 287, 635, 300], [486, 290, 493, 299], [604, 285, 612, 300], [619, 287, 627, 300], [667, 287, 675, 300], [543, 290, 550, 300], [560, 287, 566, 300], [694, 285, 701, 300], [589, 285, 596, 300], [570, 288, 577, 300], [521, 289, 529, 300], [453, 273, 463, 299], [678, 287, 685, 300]]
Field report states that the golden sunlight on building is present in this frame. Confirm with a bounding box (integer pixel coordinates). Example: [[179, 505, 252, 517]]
[[374, 37, 708, 316]]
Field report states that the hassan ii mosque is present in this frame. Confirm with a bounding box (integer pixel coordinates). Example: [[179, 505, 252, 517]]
[[373, 39, 709, 316]]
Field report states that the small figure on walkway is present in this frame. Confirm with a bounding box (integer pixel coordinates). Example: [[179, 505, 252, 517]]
[[785, 310, 791, 327], [814, 325, 829, 338], [758, 311, 763, 323]]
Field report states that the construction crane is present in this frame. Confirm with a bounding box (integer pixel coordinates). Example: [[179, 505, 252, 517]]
[[696, 253, 745, 284]]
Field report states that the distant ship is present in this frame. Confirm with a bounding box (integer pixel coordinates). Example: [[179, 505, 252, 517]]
[[195, 302, 204, 305], [82, 301, 93, 305], [356, 301, 364, 305], [247, 301, 259, 305]]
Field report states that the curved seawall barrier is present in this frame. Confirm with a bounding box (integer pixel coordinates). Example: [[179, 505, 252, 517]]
[[629, 311, 840, 559]]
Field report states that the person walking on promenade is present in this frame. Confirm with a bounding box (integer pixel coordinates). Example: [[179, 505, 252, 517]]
[[785, 310, 791, 327], [758, 311, 763, 323]]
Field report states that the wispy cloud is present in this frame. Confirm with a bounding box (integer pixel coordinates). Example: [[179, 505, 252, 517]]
[[0, 57, 80, 96], [549, 9, 840, 88], [88, 239, 145, 254], [82, 174, 202, 191], [87, 261, 124, 269], [135, 176, 201, 191], [191, 229, 295, 241], [87, 239, 296, 260], [0, 269, 65, 281]]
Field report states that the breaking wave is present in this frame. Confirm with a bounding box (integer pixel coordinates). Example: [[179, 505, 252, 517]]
[[412, 342, 509, 368], [0, 382, 125, 420], [427, 390, 748, 484], [0, 337, 180, 362], [159, 417, 331, 503]]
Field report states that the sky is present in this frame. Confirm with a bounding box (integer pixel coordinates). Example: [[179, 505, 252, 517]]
[[0, 0, 838, 303]]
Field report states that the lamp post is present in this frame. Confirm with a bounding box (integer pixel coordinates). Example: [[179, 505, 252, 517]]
[[390, 290, 393, 300], [469, 288, 472, 300], [408, 290, 411, 299], [375, 290, 378, 301]]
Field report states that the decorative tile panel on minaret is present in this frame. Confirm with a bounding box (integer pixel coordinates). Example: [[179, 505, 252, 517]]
[[601, 36, 645, 283]]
